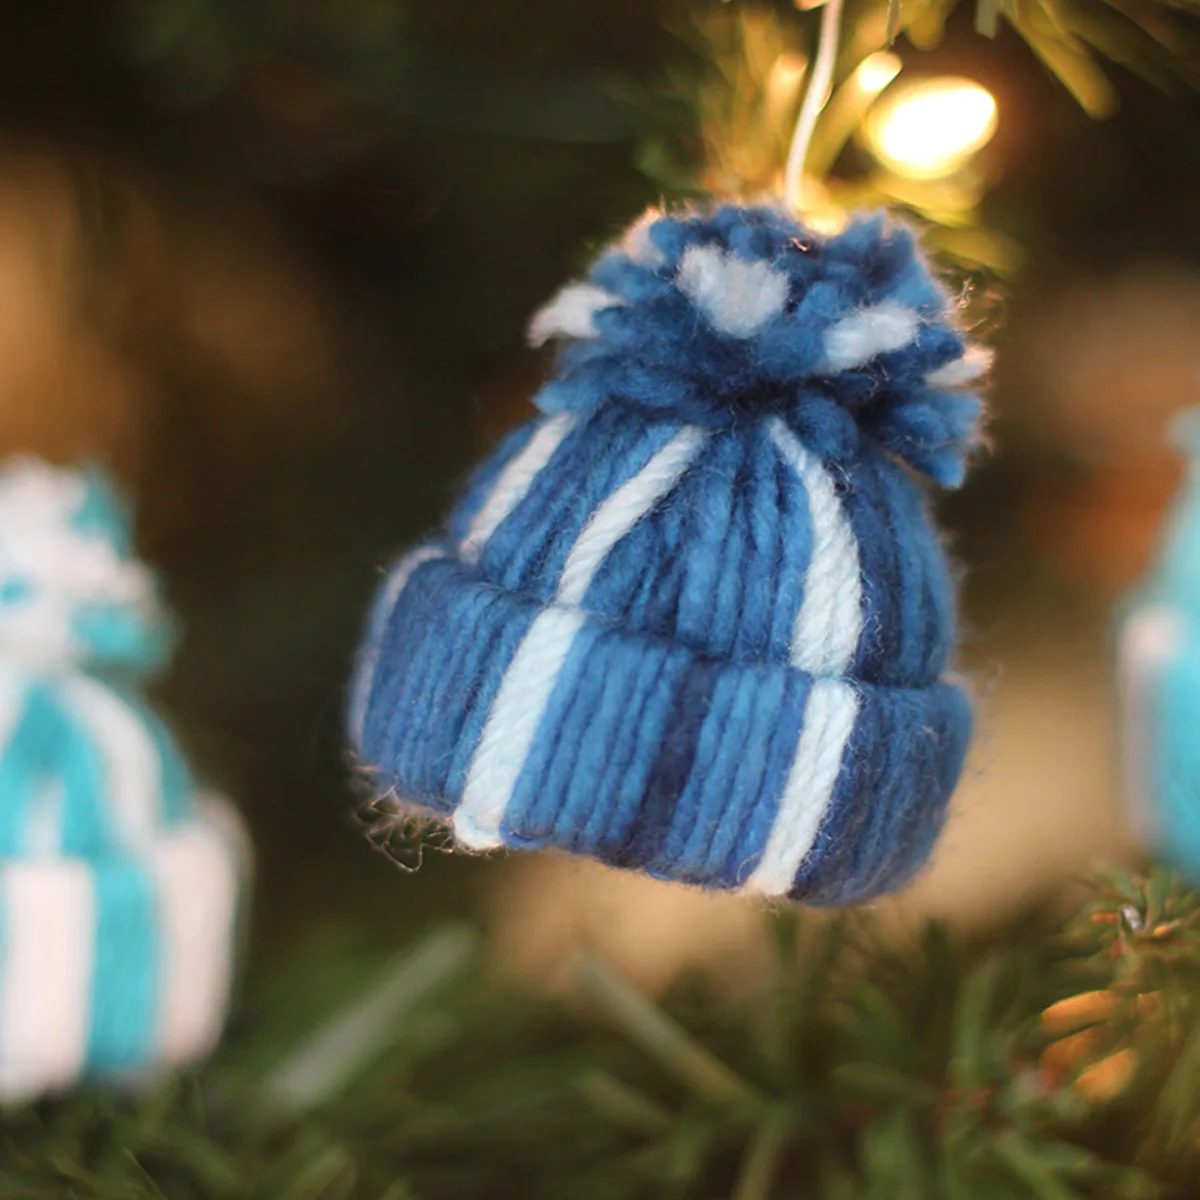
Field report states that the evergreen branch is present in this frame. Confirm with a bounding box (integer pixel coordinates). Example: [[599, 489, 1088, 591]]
[[2, 867, 1199, 1197]]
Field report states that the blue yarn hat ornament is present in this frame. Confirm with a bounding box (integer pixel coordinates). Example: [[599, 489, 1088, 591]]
[[1117, 406, 1200, 879], [350, 203, 985, 904], [0, 458, 248, 1100]]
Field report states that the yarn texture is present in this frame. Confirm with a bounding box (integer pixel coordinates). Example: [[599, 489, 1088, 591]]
[[0, 459, 248, 1101], [351, 203, 985, 904]]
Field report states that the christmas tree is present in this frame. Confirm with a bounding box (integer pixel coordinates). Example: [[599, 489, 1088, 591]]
[[0, 0, 1198, 1194]]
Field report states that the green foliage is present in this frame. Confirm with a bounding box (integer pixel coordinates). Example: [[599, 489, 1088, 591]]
[[6, 869, 1200, 1198]]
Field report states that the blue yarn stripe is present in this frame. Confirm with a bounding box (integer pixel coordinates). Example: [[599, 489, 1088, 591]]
[[359, 551, 456, 786], [696, 666, 794, 882], [608, 656, 718, 869], [661, 433, 746, 658], [349, 545, 447, 752], [0, 685, 116, 859], [71, 607, 170, 677], [477, 407, 684, 601], [585, 425, 816, 665], [0, 683, 188, 858], [723, 668, 814, 886], [453, 422, 706, 846], [360, 552, 541, 811], [840, 456, 952, 688], [56, 695, 123, 859], [0, 681, 40, 857], [369, 556, 470, 806], [499, 616, 607, 842], [789, 681, 971, 905], [405, 574, 538, 804], [446, 419, 539, 547], [458, 413, 579, 563], [653, 665, 791, 885], [85, 855, 158, 1072], [574, 641, 692, 859], [504, 626, 690, 856]]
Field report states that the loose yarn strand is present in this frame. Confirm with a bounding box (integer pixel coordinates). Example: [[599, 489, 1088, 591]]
[[783, 0, 845, 213]]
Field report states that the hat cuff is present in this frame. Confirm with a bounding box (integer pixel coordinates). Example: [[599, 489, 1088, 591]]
[[0, 794, 248, 1101], [355, 546, 971, 905]]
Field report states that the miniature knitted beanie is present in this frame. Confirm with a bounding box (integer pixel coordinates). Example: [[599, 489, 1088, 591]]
[[350, 203, 984, 904], [0, 459, 248, 1100]]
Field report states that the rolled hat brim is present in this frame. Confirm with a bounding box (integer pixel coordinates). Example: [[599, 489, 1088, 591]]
[[354, 546, 971, 905]]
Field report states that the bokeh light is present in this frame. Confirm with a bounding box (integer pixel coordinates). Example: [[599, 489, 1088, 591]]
[[854, 50, 902, 96], [866, 76, 998, 179]]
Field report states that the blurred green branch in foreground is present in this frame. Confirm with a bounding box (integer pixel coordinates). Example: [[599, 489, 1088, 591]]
[[5, 867, 1200, 1199]]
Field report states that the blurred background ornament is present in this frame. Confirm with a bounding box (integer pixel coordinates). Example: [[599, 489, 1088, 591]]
[[0, 458, 248, 1100], [1118, 406, 1200, 880]]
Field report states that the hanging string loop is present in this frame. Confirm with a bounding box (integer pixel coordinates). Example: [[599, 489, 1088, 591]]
[[783, 0, 845, 212]]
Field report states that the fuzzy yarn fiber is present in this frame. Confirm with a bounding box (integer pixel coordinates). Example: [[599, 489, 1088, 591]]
[[0, 460, 248, 1100], [351, 203, 984, 904]]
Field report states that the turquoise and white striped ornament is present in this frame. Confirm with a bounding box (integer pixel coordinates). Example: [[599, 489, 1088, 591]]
[[1118, 409, 1200, 881], [0, 459, 248, 1101]]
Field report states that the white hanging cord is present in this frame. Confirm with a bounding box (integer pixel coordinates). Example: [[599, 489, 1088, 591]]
[[783, 0, 845, 212]]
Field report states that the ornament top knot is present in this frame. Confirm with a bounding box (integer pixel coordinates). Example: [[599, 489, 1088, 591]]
[[0, 459, 168, 674], [530, 204, 985, 486], [350, 202, 986, 906]]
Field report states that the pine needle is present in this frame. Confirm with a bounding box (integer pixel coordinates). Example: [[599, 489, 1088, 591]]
[[574, 955, 764, 1114]]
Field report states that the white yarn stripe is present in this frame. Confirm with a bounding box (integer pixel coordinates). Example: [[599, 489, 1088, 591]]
[[925, 345, 993, 389], [455, 425, 707, 850], [623, 209, 666, 267], [822, 300, 920, 372], [677, 245, 790, 339], [150, 799, 242, 1067], [527, 283, 626, 346], [0, 860, 94, 1099], [349, 545, 448, 751], [460, 412, 578, 565], [0, 671, 27, 752], [57, 674, 162, 852], [743, 678, 859, 896], [455, 607, 587, 849], [556, 426, 710, 607], [768, 418, 863, 677]]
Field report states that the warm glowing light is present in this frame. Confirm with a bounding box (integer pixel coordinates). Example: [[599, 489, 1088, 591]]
[[765, 51, 808, 128], [866, 77, 997, 180], [854, 51, 901, 97]]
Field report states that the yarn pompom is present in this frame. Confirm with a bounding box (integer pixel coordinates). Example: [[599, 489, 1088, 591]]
[[529, 204, 985, 487], [0, 458, 248, 1100], [0, 459, 169, 673]]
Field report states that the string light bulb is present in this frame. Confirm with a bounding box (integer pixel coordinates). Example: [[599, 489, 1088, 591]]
[[855, 51, 902, 96], [865, 76, 998, 180]]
